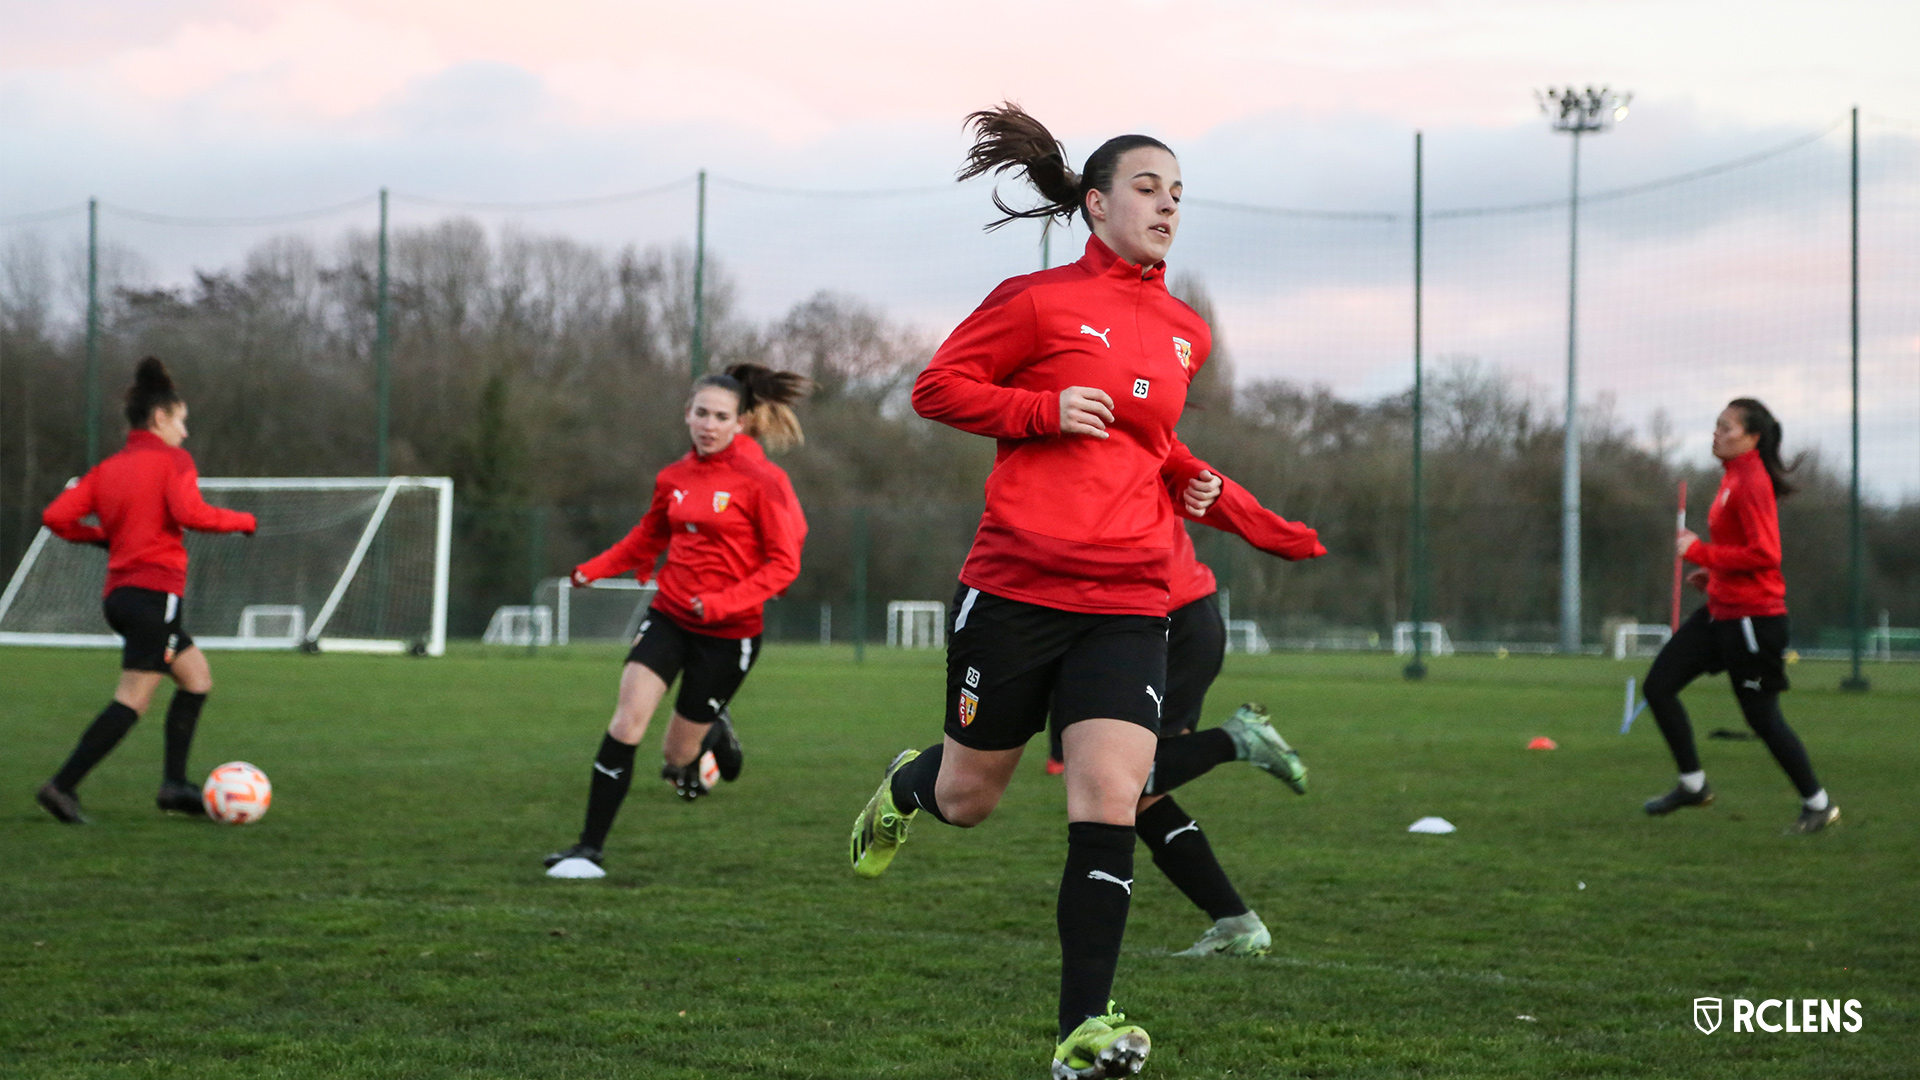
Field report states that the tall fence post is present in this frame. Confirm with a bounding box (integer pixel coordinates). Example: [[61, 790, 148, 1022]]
[[85, 197, 100, 465], [1843, 106, 1870, 693], [852, 506, 868, 663], [1406, 131, 1428, 681], [691, 169, 708, 378], [1559, 129, 1584, 654], [376, 187, 392, 477]]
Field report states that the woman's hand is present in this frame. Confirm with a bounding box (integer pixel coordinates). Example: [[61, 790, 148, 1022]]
[[1183, 471, 1221, 516], [1687, 567, 1710, 591], [690, 596, 706, 620], [571, 569, 591, 587], [1059, 387, 1115, 439], [1675, 529, 1700, 558]]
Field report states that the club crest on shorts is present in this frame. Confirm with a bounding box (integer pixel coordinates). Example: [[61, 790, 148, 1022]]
[[958, 688, 979, 727], [1172, 336, 1192, 370], [712, 491, 731, 513], [1694, 997, 1723, 1035]]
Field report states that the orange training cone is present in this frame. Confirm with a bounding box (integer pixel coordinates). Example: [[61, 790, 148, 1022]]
[[1527, 737, 1558, 750]]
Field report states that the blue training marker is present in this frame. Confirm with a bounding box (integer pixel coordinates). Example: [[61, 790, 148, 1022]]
[[1620, 676, 1648, 734]]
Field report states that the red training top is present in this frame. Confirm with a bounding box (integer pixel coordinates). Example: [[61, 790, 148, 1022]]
[[912, 236, 1212, 615], [1162, 439, 1327, 610], [1683, 448, 1787, 619], [42, 429, 257, 597], [573, 434, 807, 639]]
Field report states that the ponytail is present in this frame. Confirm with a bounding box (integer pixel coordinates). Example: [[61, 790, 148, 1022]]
[[691, 363, 812, 452], [1728, 397, 1796, 498], [958, 103, 1173, 232], [124, 357, 181, 429]]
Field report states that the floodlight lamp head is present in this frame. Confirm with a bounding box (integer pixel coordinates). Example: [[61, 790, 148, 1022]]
[[1539, 86, 1630, 135]]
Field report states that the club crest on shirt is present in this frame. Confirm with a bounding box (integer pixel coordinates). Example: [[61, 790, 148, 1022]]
[[958, 688, 979, 727], [1172, 336, 1192, 370], [713, 491, 732, 513]]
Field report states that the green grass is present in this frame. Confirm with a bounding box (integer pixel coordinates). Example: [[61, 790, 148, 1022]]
[[2, 645, 1915, 1078]]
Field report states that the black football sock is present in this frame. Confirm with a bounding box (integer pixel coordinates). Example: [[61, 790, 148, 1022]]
[[1643, 674, 1701, 775], [888, 743, 950, 824], [162, 690, 207, 785], [1057, 821, 1135, 1040], [1136, 796, 1248, 921], [1144, 728, 1237, 795], [578, 733, 638, 850], [51, 701, 141, 793]]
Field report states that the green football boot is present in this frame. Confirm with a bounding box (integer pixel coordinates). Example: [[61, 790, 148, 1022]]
[[1220, 703, 1308, 794], [1052, 1002, 1150, 1079], [849, 749, 919, 878], [1174, 911, 1271, 958]]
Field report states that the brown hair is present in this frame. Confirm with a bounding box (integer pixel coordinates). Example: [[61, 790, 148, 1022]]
[[124, 357, 181, 429], [957, 103, 1173, 232], [692, 364, 812, 451], [1727, 397, 1796, 498]]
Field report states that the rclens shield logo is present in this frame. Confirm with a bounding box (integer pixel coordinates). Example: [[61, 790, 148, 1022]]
[[1694, 997, 1864, 1033], [1172, 336, 1192, 370], [957, 688, 979, 728], [712, 491, 731, 513]]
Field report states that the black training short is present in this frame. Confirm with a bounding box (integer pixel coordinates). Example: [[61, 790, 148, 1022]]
[[102, 586, 193, 673], [1652, 605, 1791, 696], [624, 607, 762, 724], [1163, 593, 1227, 736], [943, 583, 1169, 752]]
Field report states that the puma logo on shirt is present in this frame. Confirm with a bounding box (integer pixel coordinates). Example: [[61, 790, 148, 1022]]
[[1079, 325, 1112, 348]]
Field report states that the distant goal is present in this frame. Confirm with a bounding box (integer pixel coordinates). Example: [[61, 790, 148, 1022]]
[[0, 477, 452, 656]]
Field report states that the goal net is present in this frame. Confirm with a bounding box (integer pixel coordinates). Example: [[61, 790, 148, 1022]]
[[530, 577, 656, 645], [0, 477, 452, 656]]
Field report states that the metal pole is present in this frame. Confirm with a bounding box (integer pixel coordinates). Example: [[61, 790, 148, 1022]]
[[691, 169, 707, 378], [1560, 131, 1584, 654], [85, 198, 100, 465], [1042, 221, 1052, 270], [376, 188, 392, 477], [1405, 131, 1428, 680], [852, 506, 868, 663], [1843, 106, 1870, 692]]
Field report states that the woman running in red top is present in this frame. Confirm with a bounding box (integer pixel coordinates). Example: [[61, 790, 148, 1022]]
[[543, 364, 809, 878], [36, 358, 257, 824], [1642, 398, 1838, 833], [848, 104, 1223, 1079]]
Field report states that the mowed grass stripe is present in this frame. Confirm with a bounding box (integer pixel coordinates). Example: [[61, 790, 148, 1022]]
[[2, 646, 1914, 1078]]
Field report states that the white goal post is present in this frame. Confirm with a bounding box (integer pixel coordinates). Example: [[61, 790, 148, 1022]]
[[887, 601, 946, 649], [0, 477, 453, 656], [1393, 621, 1454, 657], [1613, 623, 1673, 660]]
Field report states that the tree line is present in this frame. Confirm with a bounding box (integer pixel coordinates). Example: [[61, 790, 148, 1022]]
[[2, 222, 1914, 644]]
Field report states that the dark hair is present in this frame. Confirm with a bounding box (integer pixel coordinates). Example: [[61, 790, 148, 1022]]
[[691, 363, 812, 451], [957, 103, 1173, 232], [1728, 397, 1796, 498], [124, 357, 182, 429]]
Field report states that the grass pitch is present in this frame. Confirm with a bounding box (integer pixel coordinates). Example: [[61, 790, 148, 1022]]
[[2, 644, 1915, 1078]]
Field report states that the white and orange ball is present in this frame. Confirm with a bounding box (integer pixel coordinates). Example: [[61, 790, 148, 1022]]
[[202, 761, 272, 824]]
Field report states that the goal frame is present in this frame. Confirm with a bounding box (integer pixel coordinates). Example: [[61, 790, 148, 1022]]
[[0, 476, 453, 657]]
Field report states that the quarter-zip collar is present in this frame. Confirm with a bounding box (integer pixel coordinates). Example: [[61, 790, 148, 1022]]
[[1077, 235, 1168, 284], [1723, 447, 1762, 474], [127, 429, 167, 451]]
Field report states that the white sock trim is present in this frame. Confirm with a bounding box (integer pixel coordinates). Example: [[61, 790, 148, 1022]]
[[1804, 789, 1830, 812], [1678, 771, 1706, 793]]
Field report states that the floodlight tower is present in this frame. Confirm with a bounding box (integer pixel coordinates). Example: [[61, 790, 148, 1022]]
[[1538, 85, 1630, 654]]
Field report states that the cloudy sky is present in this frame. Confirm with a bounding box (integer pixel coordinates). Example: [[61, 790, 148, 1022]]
[[4, 0, 1918, 494]]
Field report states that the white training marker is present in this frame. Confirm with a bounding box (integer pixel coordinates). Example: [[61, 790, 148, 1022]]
[[546, 857, 607, 880], [1407, 816, 1456, 835]]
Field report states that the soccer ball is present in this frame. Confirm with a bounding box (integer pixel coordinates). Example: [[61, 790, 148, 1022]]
[[202, 761, 272, 824]]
